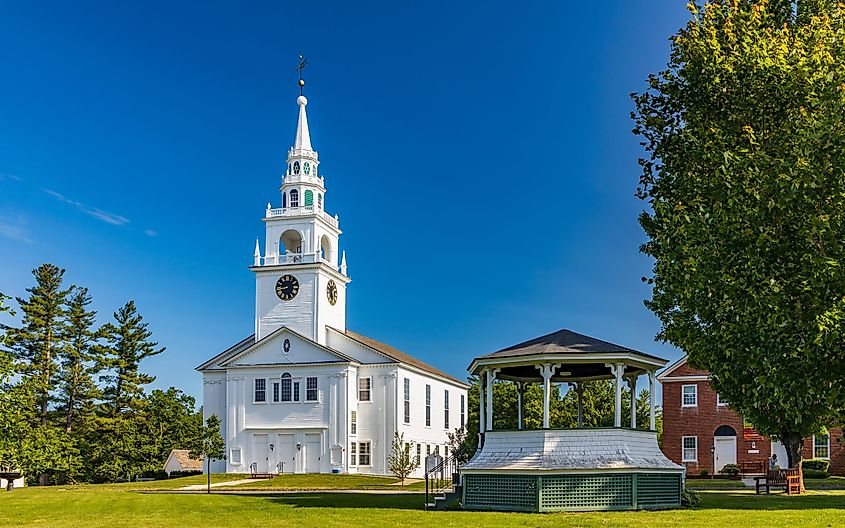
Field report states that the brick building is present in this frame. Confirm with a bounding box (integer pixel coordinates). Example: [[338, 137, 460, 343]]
[[659, 356, 844, 476]]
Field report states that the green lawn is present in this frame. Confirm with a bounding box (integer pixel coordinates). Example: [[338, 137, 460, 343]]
[[1, 487, 844, 527], [685, 479, 745, 489], [90, 473, 252, 491], [220, 473, 425, 490]]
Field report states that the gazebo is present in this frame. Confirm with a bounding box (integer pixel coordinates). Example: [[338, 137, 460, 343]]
[[460, 329, 684, 512]]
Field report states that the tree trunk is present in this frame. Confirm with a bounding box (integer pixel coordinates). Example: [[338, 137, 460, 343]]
[[781, 431, 804, 470]]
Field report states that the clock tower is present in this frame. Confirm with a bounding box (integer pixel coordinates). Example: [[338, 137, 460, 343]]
[[251, 92, 350, 345]]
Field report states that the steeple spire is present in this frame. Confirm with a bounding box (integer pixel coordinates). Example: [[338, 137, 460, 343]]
[[293, 95, 312, 151]]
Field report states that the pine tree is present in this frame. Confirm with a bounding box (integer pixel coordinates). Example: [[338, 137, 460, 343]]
[[98, 301, 164, 416], [58, 287, 100, 433], [4, 264, 71, 427]]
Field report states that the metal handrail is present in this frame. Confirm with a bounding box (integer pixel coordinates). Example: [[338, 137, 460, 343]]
[[424, 446, 472, 508]]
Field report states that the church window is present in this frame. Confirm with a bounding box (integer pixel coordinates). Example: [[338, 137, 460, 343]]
[[350, 411, 357, 435], [425, 384, 431, 427], [306, 376, 318, 402], [318, 193, 323, 210], [682, 436, 697, 462], [293, 380, 300, 402], [426, 444, 430, 456], [293, 161, 300, 175], [682, 384, 697, 407], [814, 434, 831, 459], [290, 189, 299, 207], [444, 390, 450, 429], [303, 161, 310, 175], [359, 377, 372, 402], [304, 189, 314, 206], [230, 448, 242, 465], [281, 373, 292, 402], [272, 381, 280, 403], [434, 445, 439, 456], [350, 442, 357, 465], [460, 394, 465, 428], [282, 192, 287, 208], [403, 378, 410, 424], [358, 442, 371, 466], [254, 379, 266, 403], [416, 444, 421, 465]]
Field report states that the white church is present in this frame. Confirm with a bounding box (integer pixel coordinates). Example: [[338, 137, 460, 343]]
[[197, 89, 467, 477]]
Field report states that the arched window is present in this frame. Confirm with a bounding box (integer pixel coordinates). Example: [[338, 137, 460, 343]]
[[320, 235, 332, 261], [714, 425, 737, 437], [290, 189, 299, 208], [281, 373, 292, 401], [318, 193, 323, 210], [280, 229, 303, 255], [282, 192, 287, 208], [304, 189, 314, 207]]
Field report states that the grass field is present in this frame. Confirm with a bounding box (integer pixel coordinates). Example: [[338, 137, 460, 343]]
[[1, 485, 844, 528], [219, 473, 425, 490]]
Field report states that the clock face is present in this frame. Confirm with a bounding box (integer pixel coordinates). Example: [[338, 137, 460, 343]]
[[303, 162, 310, 175], [293, 161, 301, 175], [326, 279, 338, 306], [275, 274, 300, 301]]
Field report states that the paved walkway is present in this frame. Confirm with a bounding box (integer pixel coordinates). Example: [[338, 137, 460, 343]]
[[177, 478, 256, 491]]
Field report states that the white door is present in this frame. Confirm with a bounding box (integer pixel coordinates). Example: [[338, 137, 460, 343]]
[[276, 433, 296, 474], [771, 441, 788, 469], [252, 433, 269, 473], [304, 433, 321, 473], [714, 436, 737, 473]]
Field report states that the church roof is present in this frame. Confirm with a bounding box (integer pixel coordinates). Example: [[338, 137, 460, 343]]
[[195, 334, 255, 371], [336, 328, 468, 387], [165, 449, 203, 471]]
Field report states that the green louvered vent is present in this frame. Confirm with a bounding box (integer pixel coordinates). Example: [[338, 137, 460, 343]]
[[636, 474, 681, 507], [463, 474, 537, 512], [539, 474, 633, 511], [304, 189, 314, 206]]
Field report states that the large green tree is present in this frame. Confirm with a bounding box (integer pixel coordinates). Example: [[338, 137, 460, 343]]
[[632, 0, 845, 467], [58, 287, 101, 433], [4, 264, 71, 427]]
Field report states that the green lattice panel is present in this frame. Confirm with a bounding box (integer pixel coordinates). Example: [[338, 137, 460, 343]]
[[539, 474, 633, 511], [462, 474, 538, 512], [636, 474, 682, 508]]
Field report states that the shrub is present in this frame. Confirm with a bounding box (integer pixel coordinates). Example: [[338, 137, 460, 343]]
[[721, 464, 740, 477], [140, 470, 168, 481], [681, 488, 701, 507], [699, 469, 709, 477], [803, 469, 829, 479], [168, 470, 202, 479], [802, 459, 830, 473]]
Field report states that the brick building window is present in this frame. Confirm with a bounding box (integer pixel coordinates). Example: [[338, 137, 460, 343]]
[[682, 436, 698, 462], [681, 384, 698, 407], [814, 434, 830, 459], [716, 393, 727, 407]]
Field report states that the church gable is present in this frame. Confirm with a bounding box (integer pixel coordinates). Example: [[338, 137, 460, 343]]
[[326, 327, 398, 364], [222, 327, 352, 367]]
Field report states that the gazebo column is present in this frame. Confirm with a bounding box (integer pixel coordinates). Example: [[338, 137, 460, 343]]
[[485, 369, 497, 431], [537, 363, 556, 429], [608, 363, 624, 428], [628, 375, 637, 429], [517, 382, 525, 430], [648, 369, 656, 431], [478, 369, 486, 434], [575, 382, 583, 428]]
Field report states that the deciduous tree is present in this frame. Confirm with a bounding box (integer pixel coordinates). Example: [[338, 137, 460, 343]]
[[632, 0, 845, 467]]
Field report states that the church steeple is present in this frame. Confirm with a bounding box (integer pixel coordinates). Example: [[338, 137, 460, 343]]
[[293, 96, 312, 151]]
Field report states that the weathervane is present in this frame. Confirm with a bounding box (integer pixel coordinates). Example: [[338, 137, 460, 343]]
[[297, 54, 307, 96]]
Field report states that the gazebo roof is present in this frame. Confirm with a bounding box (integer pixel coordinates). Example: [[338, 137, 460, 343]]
[[467, 328, 667, 381]]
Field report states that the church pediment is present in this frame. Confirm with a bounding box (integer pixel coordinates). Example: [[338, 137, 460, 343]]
[[220, 326, 354, 368]]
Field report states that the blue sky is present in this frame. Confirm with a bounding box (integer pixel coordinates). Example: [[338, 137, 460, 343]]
[[0, 1, 691, 401]]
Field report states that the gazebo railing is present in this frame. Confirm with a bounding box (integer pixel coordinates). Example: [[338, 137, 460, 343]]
[[425, 446, 472, 508]]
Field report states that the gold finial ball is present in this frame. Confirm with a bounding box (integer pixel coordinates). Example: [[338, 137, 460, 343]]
[[299, 79, 305, 87]]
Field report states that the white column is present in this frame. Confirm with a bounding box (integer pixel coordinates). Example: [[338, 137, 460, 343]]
[[609, 363, 623, 428], [629, 376, 637, 429], [517, 383, 524, 430], [478, 370, 486, 434], [537, 364, 556, 429], [575, 382, 583, 428], [648, 370, 656, 431], [485, 369, 497, 431]]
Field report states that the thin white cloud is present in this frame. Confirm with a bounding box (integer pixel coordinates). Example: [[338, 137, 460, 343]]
[[0, 214, 33, 244], [44, 188, 130, 226], [144, 229, 158, 237], [0, 172, 24, 182]]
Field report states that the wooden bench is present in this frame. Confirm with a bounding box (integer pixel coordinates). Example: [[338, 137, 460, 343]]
[[755, 468, 803, 495], [738, 461, 765, 475]]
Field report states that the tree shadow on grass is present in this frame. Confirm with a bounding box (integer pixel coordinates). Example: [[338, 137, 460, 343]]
[[697, 490, 845, 511], [239, 492, 424, 510]]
